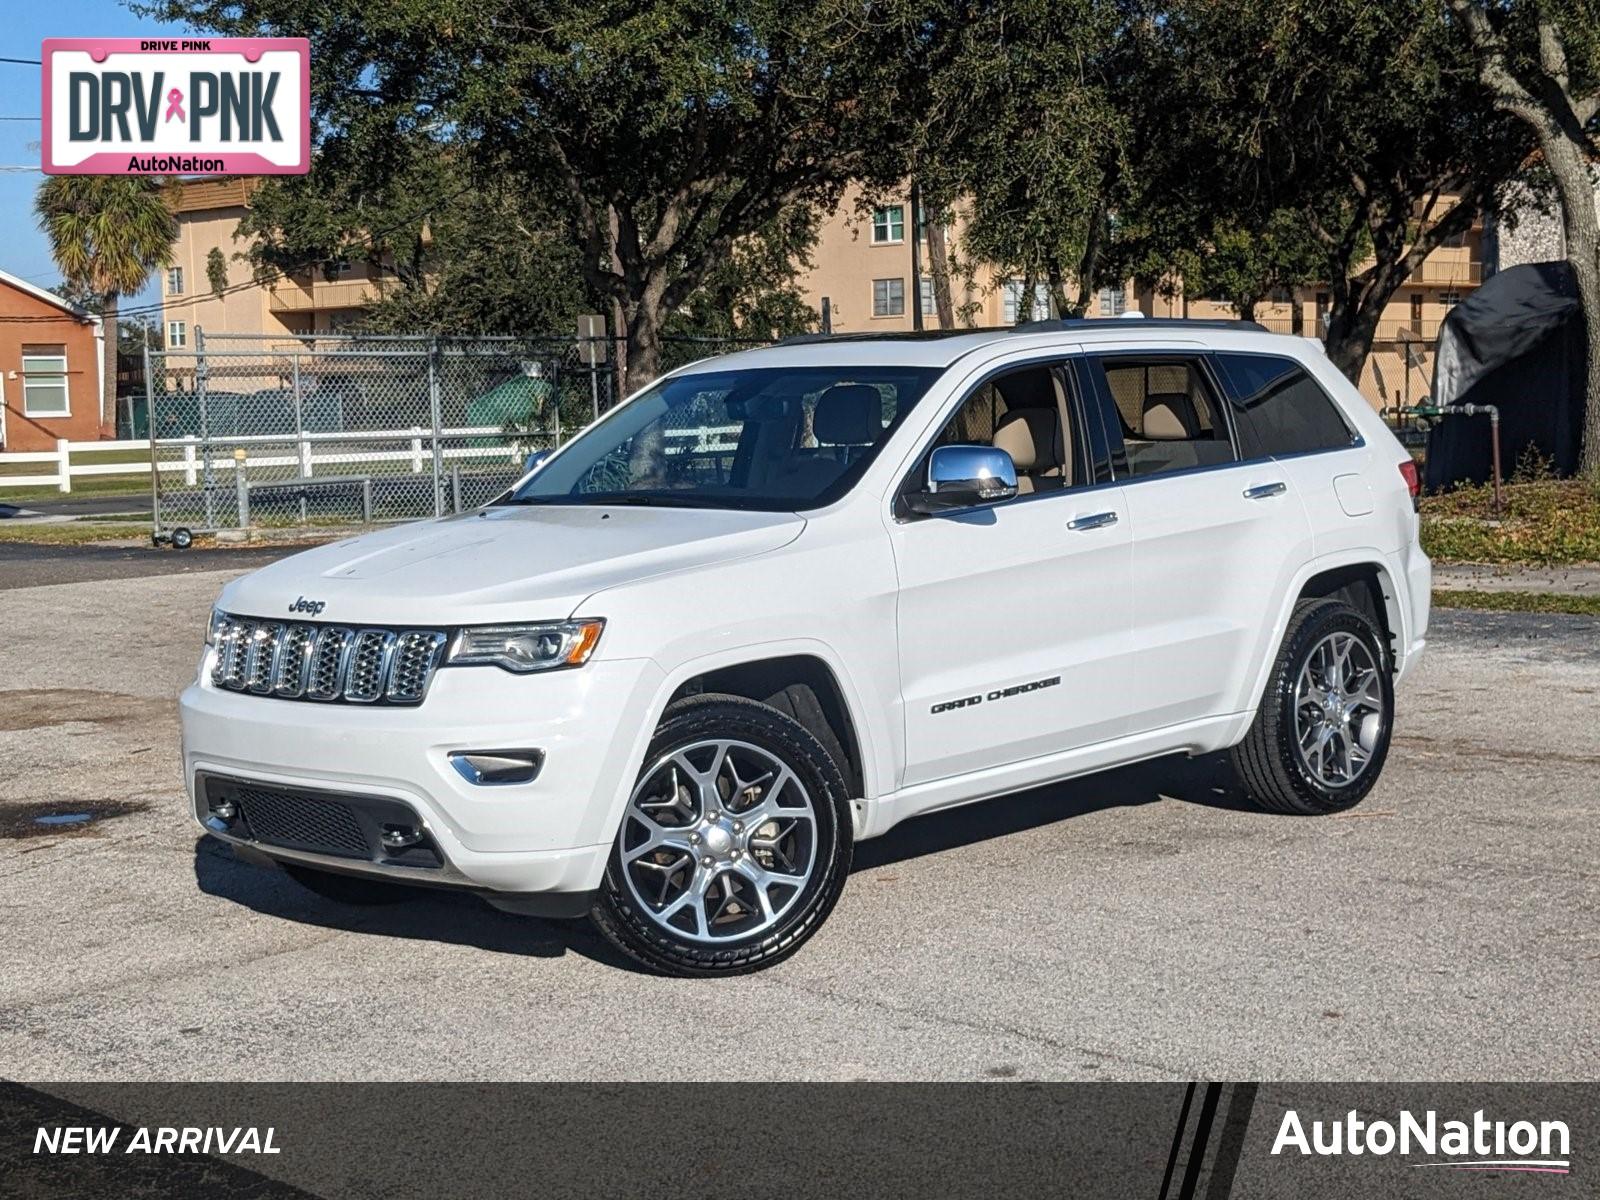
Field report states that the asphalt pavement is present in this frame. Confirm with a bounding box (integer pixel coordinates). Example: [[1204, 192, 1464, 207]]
[[0, 559, 1595, 1081]]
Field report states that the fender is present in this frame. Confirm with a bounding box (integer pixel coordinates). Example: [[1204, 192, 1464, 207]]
[[590, 636, 889, 854], [1237, 547, 1410, 726]]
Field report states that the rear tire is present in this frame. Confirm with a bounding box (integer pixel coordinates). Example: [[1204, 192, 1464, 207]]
[[591, 694, 853, 977], [1230, 598, 1394, 815], [282, 863, 416, 905]]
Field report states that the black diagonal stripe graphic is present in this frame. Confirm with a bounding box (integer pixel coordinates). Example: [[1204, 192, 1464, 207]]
[[1177, 1082, 1224, 1200], [1158, 1082, 1197, 1200], [1203, 1084, 1259, 1200]]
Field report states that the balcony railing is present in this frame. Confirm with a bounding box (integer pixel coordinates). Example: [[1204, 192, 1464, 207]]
[[1409, 259, 1482, 286]]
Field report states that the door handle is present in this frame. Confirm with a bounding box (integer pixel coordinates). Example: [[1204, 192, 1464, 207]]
[[1243, 482, 1287, 500], [1067, 511, 1119, 531]]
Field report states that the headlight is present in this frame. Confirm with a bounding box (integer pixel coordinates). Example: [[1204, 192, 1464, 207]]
[[206, 607, 229, 647], [446, 619, 604, 673]]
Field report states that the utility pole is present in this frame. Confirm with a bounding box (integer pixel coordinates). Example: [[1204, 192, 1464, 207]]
[[909, 181, 925, 333]]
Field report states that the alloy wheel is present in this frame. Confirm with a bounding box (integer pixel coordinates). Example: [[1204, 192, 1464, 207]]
[[620, 739, 819, 943], [1293, 631, 1385, 788]]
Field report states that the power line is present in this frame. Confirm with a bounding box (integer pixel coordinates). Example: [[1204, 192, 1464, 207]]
[[0, 56, 42, 66]]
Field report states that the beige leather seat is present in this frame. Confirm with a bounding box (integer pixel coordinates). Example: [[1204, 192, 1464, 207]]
[[1142, 391, 1200, 440], [993, 407, 1066, 494], [769, 383, 882, 496]]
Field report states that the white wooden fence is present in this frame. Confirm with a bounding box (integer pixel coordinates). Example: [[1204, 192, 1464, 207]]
[[0, 426, 526, 495]]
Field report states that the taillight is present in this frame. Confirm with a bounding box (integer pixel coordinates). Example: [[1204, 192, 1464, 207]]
[[1398, 459, 1420, 509]]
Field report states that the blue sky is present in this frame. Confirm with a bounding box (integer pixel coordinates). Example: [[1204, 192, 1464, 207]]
[[1, 1, 190, 308]]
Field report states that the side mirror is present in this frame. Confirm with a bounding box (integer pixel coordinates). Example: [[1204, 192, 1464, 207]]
[[522, 449, 552, 475], [907, 444, 1018, 514]]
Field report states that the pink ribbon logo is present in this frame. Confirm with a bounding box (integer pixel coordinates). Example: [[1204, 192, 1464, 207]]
[[164, 88, 185, 123]]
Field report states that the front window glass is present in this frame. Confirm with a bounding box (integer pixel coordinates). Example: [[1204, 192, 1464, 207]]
[[503, 366, 942, 512]]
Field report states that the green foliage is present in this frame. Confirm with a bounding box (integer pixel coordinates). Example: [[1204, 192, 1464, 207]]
[[1422, 479, 1600, 563], [1136, 0, 1530, 372], [1432, 588, 1600, 616], [34, 176, 176, 300], [916, 0, 1131, 315], [140, 0, 929, 385], [206, 246, 228, 296]]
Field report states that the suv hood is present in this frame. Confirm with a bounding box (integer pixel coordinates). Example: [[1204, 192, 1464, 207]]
[[217, 505, 807, 628]]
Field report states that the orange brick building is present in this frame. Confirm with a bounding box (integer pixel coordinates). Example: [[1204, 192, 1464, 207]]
[[0, 270, 107, 452]]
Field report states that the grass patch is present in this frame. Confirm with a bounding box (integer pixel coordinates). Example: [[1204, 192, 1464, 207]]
[[1421, 478, 1600, 564], [0, 477, 151, 504], [0, 522, 146, 546], [1433, 588, 1600, 617]]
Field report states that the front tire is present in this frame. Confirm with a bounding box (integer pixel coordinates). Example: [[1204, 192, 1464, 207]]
[[1230, 598, 1394, 815], [591, 694, 853, 976]]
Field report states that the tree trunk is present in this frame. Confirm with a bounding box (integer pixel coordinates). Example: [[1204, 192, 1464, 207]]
[[100, 293, 119, 438], [926, 218, 957, 328], [1542, 135, 1600, 478], [1322, 299, 1384, 385]]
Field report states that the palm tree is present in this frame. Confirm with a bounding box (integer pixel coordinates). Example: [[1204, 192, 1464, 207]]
[[35, 176, 177, 435]]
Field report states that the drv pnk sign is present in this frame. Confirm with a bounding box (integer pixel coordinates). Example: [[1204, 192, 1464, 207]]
[[42, 38, 309, 175]]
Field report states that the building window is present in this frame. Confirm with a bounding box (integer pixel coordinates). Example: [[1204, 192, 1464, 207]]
[[871, 206, 905, 245], [166, 266, 184, 294], [1442, 230, 1469, 249], [167, 321, 187, 348], [1002, 280, 1050, 324], [1441, 291, 1463, 308], [1098, 287, 1126, 317], [873, 277, 905, 317], [920, 277, 936, 316], [21, 345, 69, 417]]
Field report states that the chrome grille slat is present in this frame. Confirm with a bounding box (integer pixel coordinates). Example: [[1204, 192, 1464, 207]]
[[210, 615, 444, 705], [345, 630, 396, 703], [245, 623, 284, 694], [273, 624, 317, 698], [388, 631, 448, 702]]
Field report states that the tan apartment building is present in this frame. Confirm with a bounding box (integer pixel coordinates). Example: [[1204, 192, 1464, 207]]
[[796, 183, 1485, 410], [163, 178, 387, 349]]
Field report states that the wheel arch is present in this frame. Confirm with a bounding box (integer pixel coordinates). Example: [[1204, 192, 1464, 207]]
[[1240, 552, 1409, 721], [660, 649, 869, 802]]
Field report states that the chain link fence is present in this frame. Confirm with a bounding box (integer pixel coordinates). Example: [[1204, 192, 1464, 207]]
[[145, 332, 615, 536], [144, 329, 785, 538]]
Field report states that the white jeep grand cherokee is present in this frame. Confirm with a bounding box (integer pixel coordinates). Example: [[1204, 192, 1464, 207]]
[[182, 320, 1430, 975]]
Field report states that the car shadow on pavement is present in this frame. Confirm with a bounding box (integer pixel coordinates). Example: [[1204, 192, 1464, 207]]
[[853, 752, 1258, 871], [190, 835, 643, 972], [190, 753, 1254, 970]]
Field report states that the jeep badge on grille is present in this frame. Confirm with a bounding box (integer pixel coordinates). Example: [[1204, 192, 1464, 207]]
[[288, 596, 326, 615]]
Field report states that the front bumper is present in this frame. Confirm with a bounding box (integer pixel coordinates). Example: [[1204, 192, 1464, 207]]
[[180, 653, 665, 898]]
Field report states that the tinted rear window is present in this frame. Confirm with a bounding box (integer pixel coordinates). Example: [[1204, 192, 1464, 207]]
[[1216, 353, 1355, 458]]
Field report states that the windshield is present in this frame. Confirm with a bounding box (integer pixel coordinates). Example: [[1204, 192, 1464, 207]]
[[502, 365, 943, 511]]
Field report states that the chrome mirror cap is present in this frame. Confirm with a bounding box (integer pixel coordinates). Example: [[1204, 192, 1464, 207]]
[[909, 444, 1019, 514]]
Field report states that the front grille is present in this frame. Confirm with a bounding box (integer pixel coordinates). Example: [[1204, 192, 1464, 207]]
[[234, 783, 370, 858], [211, 615, 446, 705]]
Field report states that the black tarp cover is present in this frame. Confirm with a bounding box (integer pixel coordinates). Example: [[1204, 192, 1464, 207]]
[[1426, 260, 1587, 488]]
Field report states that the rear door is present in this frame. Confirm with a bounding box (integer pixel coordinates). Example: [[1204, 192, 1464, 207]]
[[1082, 350, 1315, 733], [1210, 351, 1376, 564]]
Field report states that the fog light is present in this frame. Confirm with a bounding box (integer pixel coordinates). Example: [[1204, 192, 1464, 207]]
[[210, 799, 237, 821], [450, 750, 543, 785], [381, 824, 423, 849]]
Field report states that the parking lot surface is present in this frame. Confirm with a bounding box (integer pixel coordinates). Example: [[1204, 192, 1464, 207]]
[[1, 547, 1596, 1081]]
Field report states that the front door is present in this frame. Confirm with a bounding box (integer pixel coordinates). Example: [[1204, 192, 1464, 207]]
[[891, 357, 1137, 788]]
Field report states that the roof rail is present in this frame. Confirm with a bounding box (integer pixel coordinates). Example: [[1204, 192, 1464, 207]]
[[774, 329, 986, 347], [775, 317, 1268, 347], [1009, 317, 1268, 334]]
